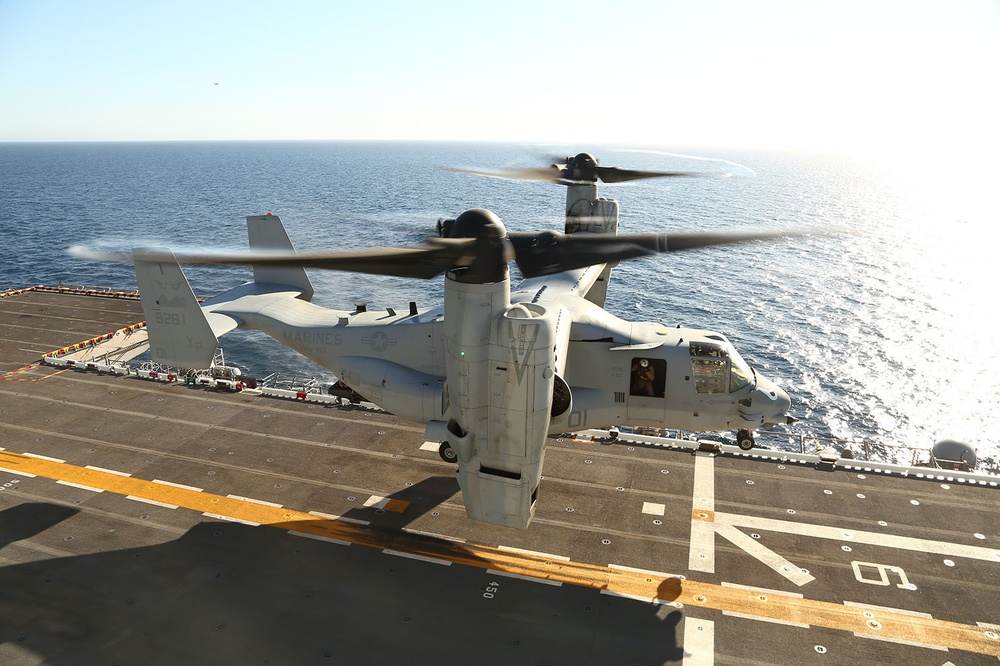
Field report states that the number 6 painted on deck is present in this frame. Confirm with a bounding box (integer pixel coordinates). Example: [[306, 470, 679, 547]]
[[851, 561, 912, 589]]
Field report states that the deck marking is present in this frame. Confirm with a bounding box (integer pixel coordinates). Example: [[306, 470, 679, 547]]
[[23, 452, 66, 463], [722, 610, 810, 628], [3, 447, 999, 659], [609, 563, 685, 580], [403, 528, 466, 543], [689, 452, 716, 572], [716, 513, 1000, 562], [227, 494, 283, 508], [202, 512, 261, 526], [682, 617, 715, 665], [716, 524, 816, 586], [126, 495, 179, 509], [309, 510, 370, 526], [55, 480, 104, 493], [642, 501, 666, 516], [85, 465, 131, 476], [722, 581, 810, 627], [289, 530, 351, 546], [383, 499, 409, 513], [844, 600, 933, 618], [600, 589, 681, 606], [851, 632, 949, 651], [498, 545, 571, 561], [488, 569, 563, 586], [152, 479, 204, 492], [846, 598, 950, 650], [384, 549, 452, 566], [0, 466, 36, 478], [419, 441, 439, 452], [722, 581, 805, 598]]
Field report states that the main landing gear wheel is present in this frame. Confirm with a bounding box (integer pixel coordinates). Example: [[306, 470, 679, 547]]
[[438, 441, 458, 463], [737, 429, 755, 450]]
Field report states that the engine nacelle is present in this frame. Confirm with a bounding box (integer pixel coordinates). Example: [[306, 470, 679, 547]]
[[443, 273, 559, 528]]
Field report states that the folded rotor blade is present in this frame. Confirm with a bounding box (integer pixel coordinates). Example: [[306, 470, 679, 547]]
[[510, 227, 809, 278]]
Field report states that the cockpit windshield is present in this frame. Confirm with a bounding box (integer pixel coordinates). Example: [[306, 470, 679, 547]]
[[728, 347, 753, 392], [690, 340, 753, 394]]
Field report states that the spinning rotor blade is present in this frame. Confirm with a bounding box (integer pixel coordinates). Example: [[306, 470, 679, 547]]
[[443, 165, 567, 183], [510, 227, 809, 278], [72, 239, 478, 280], [445, 164, 701, 185], [594, 165, 702, 183]]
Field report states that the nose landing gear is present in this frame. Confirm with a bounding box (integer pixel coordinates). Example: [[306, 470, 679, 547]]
[[737, 429, 755, 450]]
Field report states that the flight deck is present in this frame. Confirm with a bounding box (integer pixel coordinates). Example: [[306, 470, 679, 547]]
[[2, 288, 999, 664]]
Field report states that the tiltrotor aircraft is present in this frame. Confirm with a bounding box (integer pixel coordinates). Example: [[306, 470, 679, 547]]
[[77, 152, 802, 529]]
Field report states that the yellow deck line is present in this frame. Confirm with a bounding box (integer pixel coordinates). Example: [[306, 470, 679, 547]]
[[1, 448, 998, 657]]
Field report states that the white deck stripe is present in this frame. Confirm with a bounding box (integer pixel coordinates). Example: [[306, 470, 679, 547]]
[[722, 611, 810, 628], [126, 495, 179, 509], [152, 479, 204, 492], [498, 545, 571, 561], [851, 633, 949, 651], [308, 510, 370, 526], [843, 600, 943, 647], [682, 617, 715, 666], [364, 495, 389, 509], [227, 494, 283, 508], [689, 452, 716, 573], [288, 530, 351, 546], [716, 512, 1000, 562], [84, 465, 132, 476], [642, 501, 666, 516], [0, 467, 36, 478], [23, 452, 66, 463], [383, 549, 452, 566], [486, 569, 562, 586], [600, 589, 682, 607], [402, 528, 467, 543], [722, 581, 804, 598], [202, 512, 260, 526], [843, 600, 933, 618], [55, 480, 104, 493], [609, 563, 685, 580], [715, 524, 816, 586]]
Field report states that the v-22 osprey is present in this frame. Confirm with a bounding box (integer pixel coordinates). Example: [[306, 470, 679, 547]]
[[98, 153, 800, 529]]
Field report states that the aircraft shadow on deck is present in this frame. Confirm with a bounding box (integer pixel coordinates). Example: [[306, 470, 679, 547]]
[[0, 493, 684, 665]]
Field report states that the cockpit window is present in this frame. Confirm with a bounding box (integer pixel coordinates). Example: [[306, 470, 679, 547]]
[[728, 348, 752, 392], [690, 341, 752, 394]]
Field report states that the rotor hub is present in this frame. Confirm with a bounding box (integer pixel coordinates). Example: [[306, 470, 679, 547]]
[[565, 153, 599, 182], [446, 208, 508, 241], [444, 208, 511, 285]]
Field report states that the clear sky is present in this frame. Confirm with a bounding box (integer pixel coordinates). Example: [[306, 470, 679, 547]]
[[1, 0, 998, 159]]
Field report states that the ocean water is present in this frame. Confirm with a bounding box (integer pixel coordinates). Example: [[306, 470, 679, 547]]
[[1, 141, 996, 464]]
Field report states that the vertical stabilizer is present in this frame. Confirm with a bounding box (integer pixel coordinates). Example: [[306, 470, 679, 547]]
[[134, 248, 219, 369], [246, 214, 314, 301]]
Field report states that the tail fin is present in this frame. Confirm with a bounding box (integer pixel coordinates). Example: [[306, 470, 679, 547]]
[[247, 214, 314, 300], [134, 248, 229, 369]]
